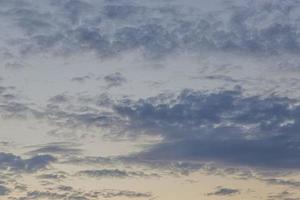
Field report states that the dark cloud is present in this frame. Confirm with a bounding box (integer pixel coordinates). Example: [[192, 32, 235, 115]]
[[27, 143, 82, 156], [0, 152, 56, 172], [71, 75, 91, 83], [0, 185, 10, 196], [5, 62, 25, 69], [12, 86, 300, 169], [48, 94, 69, 104], [77, 169, 160, 178], [77, 169, 130, 178], [207, 187, 240, 196], [0, 97, 41, 119], [103, 72, 127, 88], [93, 189, 152, 199], [103, 5, 145, 19], [17, 189, 152, 200], [24, 191, 67, 199], [263, 178, 300, 188], [2, 0, 300, 58], [111, 88, 300, 168], [31, 87, 300, 169], [268, 191, 299, 200], [37, 172, 67, 180]]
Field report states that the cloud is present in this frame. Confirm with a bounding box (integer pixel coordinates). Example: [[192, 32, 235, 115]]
[[24, 191, 67, 199], [0, 185, 10, 196], [18, 189, 152, 200], [71, 75, 91, 83], [111, 88, 300, 168], [2, 0, 300, 59], [263, 178, 300, 188], [27, 143, 82, 156], [37, 173, 66, 180], [5, 62, 25, 69], [28, 87, 300, 169], [207, 187, 240, 196], [48, 94, 70, 104], [267, 191, 299, 200], [103, 72, 127, 88], [9, 86, 300, 169], [93, 189, 152, 199], [77, 169, 160, 178], [0, 152, 56, 172]]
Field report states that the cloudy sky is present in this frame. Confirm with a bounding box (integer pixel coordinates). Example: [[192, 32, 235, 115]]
[[1, 0, 300, 199]]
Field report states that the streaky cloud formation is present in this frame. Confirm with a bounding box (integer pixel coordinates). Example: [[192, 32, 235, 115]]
[[207, 187, 240, 196]]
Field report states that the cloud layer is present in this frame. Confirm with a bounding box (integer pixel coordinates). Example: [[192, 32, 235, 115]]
[[1, 0, 300, 59]]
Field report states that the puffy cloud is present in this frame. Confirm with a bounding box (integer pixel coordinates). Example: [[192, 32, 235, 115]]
[[207, 187, 240, 196], [2, 0, 300, 58], [112, 88, 300, 168]]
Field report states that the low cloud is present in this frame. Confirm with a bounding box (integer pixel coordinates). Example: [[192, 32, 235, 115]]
[[103, 72, 127, 88], [77, 169, 160, 178], [112, 88, 300, 168], [207, 187, 240, 196], [0, 152, 56, 172]]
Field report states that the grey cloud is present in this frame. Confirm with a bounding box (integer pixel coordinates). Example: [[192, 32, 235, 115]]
[[104, 72, 127, 88], [77, 169, 129, 178], [57, 185, 73, 192], [103, 5, 145, 19], [37, 172, 67, 180], [0, 185, 10, 196], [5, 62, 25, 69], [19, 87, 300, 169], [0, 152, 56, 172], [263, 178, 300, 188], [207, 187, 240, 196], [0, 98, 41, 120], [268, 191, 299, 200], [77, 169, 160, 178], [111, 88, 300, 168], [2, 0, 300, 58], [93, 189, 152, 199], [36, 87, 300, 169], [71, 75, 91, 83], [17, 189, 152, 200], [27, 143, 82, 156], [48, 94, 70, 104], [25, 191, 67, 199]]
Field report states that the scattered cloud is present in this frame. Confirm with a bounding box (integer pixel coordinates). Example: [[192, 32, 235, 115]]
[[0, 152, 56, 172], [0, 185, 10, 196], [103, 72, 127, 88], [71, 75, 91, 83], [77, 169, 160, 178], [207, 187, 240, 196]]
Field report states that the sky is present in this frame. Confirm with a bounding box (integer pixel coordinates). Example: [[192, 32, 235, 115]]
[[1, 0, 300, 199]]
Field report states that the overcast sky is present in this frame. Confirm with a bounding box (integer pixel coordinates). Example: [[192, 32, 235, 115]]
[[1, 0, 300, 199]]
